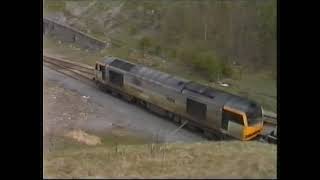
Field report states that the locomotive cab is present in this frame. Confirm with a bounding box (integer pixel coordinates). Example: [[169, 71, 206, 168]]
[[94, 57, 116, 82], [94, 61, 106, 82], [223, 99, 263, 140]]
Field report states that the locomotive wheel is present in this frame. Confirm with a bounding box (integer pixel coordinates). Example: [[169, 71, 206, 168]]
[[204, 130, 221, 140], [204, 131, 213, 140], [131, 97, 137, 104], [212, 132, 222, 140], [172, 114, 180, 124], [122, 94, 134, 103], [146, 102, 152, 111], [111, 91, 119, 97], [187, 124, 199, 132], [167, 112, 173, 120], [105, 88, 111, 93], [96, 82, 103, 90], [220, 133, 228, 141], [138, 100, 147, 108]]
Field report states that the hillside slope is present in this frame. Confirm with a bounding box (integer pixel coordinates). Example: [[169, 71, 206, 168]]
[[44, 137, 277, 178], [43, 0, 277, 112], [44, 0, 276, 68]]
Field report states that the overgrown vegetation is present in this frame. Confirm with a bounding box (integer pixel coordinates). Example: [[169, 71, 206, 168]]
[[44, 0, 276, 77], [43, 0, 277, 111], [44, 136, 277, 178], [138, 36, 152, 57], [44, 0, 66, 12], [122, 0, 277, 76]]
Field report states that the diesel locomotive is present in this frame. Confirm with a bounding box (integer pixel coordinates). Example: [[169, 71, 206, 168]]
[[93, 56, 264, 140]]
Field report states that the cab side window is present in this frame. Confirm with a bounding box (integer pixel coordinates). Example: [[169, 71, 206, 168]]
[[100, 65, 105, 80], [223, 111, 244, 125], [222, 110, 244, 130]]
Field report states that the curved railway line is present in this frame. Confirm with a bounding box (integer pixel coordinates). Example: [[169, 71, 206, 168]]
[[43, 54, 277, 144]]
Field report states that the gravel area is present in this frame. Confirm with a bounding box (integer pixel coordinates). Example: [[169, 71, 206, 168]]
[[43, 65, 205, 147]]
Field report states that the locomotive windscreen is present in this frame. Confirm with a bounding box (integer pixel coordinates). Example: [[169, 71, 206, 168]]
[[246, 102, 263, 125]]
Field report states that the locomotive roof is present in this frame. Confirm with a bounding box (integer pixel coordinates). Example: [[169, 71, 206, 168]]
[[103, 58, 188, 91], [183, 82, 235, 105], [105, 57, 136, 71], [129, 65, 189, 91], [185, 82, 262, 113], [224, 96, 262, 116], [101, 58, 262, 112]]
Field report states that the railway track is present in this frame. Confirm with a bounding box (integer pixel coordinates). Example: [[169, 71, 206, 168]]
[[43, 54, 277, 144], [260, 111, 277, 144], [263, 110, 277, 125], [43, 54, 95, 81]]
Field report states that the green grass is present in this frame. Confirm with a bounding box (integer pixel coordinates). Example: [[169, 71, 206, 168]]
[[44, 135, 277, 178], [214, 72, 277, 112]]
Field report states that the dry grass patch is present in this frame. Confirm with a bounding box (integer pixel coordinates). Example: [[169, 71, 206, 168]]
[[44, 140, 276, 179], [65, 129, 101, 146]]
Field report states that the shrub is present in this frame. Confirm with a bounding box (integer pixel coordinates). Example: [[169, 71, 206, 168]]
[[138, 37, 152, 57], [45, 0, 66, 12], [221, 61, 234, 78], [154, 45, 161, 56], [129, 25, 137, 35], [192, 51, 223, 81], [176, 46, 198, 63]]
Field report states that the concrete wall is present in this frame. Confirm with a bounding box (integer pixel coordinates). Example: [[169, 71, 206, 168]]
[[43, 17, 106, 51]]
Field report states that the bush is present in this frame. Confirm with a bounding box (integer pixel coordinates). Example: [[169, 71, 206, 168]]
[[176, 46, 198, 63], [154, 45, 161, 56], [177, 46, 233, 81], [169, 49, 177, 58], [197, 52, 223, 80], [139, 37, 152, 49], [138, 37, 152, 56], [221, 62, 234, 78], [45, 0, 66, 12], [129, 26, 137, 35], [192, 51, 223, 81]]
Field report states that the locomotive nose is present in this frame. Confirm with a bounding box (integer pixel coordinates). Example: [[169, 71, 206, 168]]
[[243, 123, 263, 140]]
